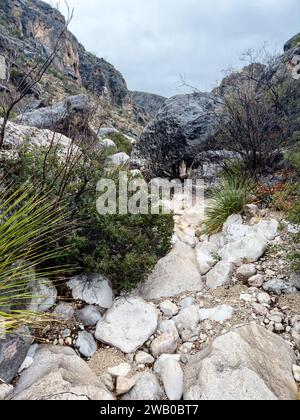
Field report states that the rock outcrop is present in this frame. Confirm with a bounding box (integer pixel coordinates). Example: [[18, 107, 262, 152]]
[[0, 0, 128, 106], [184, 324, 298, 401]]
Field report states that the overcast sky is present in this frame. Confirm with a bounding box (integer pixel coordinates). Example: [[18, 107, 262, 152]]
[[47, 0, 300, 97]]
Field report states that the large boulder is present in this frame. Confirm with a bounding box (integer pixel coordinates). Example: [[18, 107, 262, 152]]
[[9, 346, 114, 400], [132, 92, 221, 178], [137, 241, 204, 300], [184, 324, 298, 401], [95, 297, 158, 353], [16, 95, 94, 138]]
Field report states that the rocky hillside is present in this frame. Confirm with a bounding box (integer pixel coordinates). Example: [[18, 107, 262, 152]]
[[131, 91, 166, 118]]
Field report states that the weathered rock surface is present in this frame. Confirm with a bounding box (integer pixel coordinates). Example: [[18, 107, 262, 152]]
[[184, 324, 298, 400], [0, 383, 13, 400], [159, 357, 184, 400], [199, 305, 234, 322], [16, 95, 93, 138], [10, 346, 114, 400], [0, 329, 32, 383], [206, 262, 234, 289], [29, 279, 57, 313], [137, 241, 203, 300], [76, 331, 97, 359], [150, 332, 178, 358], [132, 92, 221, 178], [263, 279, 297, 295], [68, 274, 114, 309], [75, 305, 102, 327], [95, 297, 158, 353], [53, 303, 74, 321], [131, 91, 166, 117]]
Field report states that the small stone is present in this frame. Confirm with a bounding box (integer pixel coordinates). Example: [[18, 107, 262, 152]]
[[108, 363, 131, 377], [76, 331, 97, 358], [150, 332, 178, 358], [263, 279, 297, 296], [236, 264, 257, 283], [160, 357, 183, 400], [159, 301, 179, 317], [240, 293, 253, 303], [61, 329, 71, 338], [252, 303, 268, 316], [75, 305, 102, 327], [206, 262, 234, 289], [64, 337, 72, 346], [53, 303, 74, 321], [275, 324, 285, 333], [244, 204, 259, 218], [180, 297, 196, 309], [269, 311, 283, 324], [257, 292, 271, 305], [116, 376, 137, 396], [248, 274, 265, 288], [292, 365, 300, 382], [135, 351, 155, 365]]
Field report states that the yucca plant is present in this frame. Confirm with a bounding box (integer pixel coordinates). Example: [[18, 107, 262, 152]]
[[204, 177, 255, 235], [0, 184, 68, 335]]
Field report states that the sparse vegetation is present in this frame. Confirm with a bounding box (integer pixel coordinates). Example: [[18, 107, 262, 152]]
[[204, 176, 255, 235]]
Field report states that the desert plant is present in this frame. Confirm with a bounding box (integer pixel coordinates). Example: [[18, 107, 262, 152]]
[[0, 185, 68, 334], [204, 176, 255, 235]]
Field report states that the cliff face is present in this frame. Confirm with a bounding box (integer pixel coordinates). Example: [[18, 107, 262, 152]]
[[0, 0, 128, 106]]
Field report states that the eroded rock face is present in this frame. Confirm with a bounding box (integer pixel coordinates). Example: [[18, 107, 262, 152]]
[[184, 324, 298, 401], [132, 93, 221, 178], [10, 346, 114, 400], [95, 297, 158, 353]]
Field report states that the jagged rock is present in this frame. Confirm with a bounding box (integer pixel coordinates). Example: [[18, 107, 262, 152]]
[[263, 279, 297, 295], [10, 346, 114, 400], [0, 118, 74, 151], [76, 332, 97, 359], [173, 306, 200, 342], [75, 305, 102, 327], [184, 324, 298, 400], [16, 95, 94, 138], [95, 297, 158, 353], [121, 372, 162, 400], [68, 274, 114, 309], [28, 279, 57, 313], [0, 329, 32, 384], [53, 303, 74, 321], [0, 383, 13, 400], [219, 234, 268, 265], [199, 305, 234, 322], [159, 357, 184, 400], [150, 332, 178, 358], [196, 242, 219, 275], [236, 264, 257, 283], [206, 261, 234, 289], [137, 241, 203, 300], [132, 92, 221, 178]]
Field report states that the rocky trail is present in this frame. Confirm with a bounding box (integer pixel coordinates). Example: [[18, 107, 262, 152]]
[[1, 195, 299, 401]]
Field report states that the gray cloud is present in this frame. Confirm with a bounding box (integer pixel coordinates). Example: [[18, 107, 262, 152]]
[[48, 0, 300, 97]]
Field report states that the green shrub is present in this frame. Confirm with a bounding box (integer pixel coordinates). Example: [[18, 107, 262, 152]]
[[108, 132, 133, 155], [204, 176, 255, 235], [3, 140, 174, 292]]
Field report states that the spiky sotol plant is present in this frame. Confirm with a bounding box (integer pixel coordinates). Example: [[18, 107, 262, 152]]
[[0, 185, 68, 335]]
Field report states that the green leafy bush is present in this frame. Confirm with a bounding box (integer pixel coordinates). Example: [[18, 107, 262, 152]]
[[3, 139, 174, 292], [204, 176, 255, 235], [108, 132, 133, 155]]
